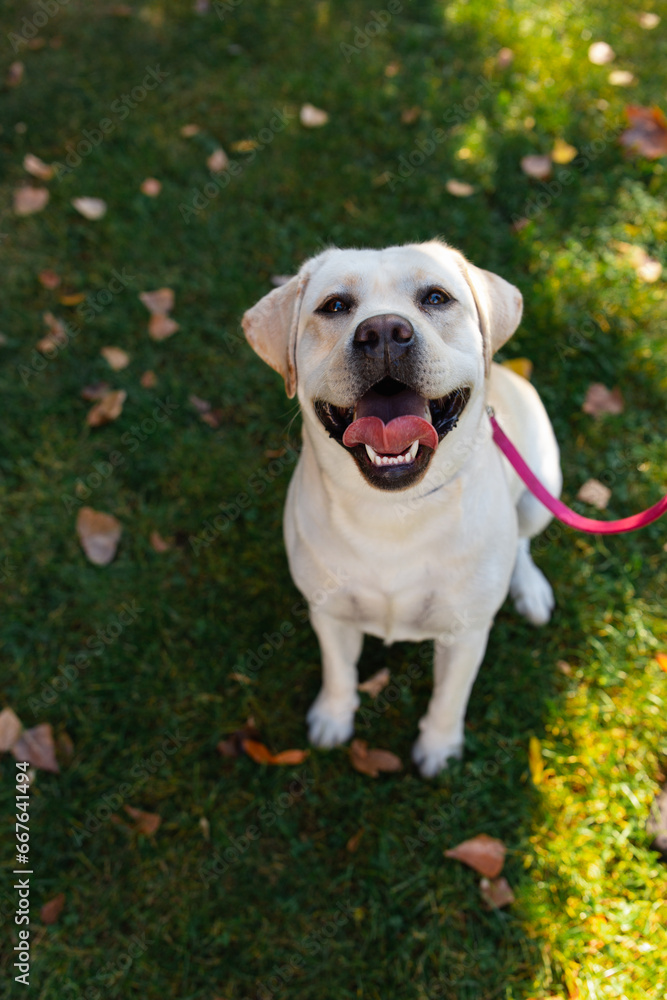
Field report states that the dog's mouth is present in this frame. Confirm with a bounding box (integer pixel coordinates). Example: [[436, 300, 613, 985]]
[[314, 377, 471, 491]]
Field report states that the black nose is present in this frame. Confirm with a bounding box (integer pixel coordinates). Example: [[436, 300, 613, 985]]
[[353, 313, 415, 361]]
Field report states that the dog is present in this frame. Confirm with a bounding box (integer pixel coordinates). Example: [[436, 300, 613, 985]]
[[242, 240, 562, 776]]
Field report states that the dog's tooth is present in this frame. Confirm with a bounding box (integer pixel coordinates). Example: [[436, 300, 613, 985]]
[[408, 440, 419, 460], [365, 443, 378, 462]]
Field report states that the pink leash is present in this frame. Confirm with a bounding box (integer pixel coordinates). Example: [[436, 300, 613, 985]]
[[489, 411, 667, 535]]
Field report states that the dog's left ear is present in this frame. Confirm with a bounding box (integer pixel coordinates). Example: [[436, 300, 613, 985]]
[[460, 260, 523, 374], [242, 272, 308, 399]]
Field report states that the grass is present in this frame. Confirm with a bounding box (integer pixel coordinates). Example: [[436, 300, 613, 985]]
[[1, 0, 666, 997]]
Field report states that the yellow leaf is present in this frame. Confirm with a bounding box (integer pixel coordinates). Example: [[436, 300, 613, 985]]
[[551, 138, 578, 164], [529, 736, 544, 785], [502, 357, 533, 380]]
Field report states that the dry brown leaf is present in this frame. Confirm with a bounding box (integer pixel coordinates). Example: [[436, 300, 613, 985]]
[[241, 738, 309, 765], [350, 738, 403, 778], [480, 876, 515, 908], [230, 138, 261, 153], [229, 672, 255, 684], [76, 507, 122, 566], [123, 805, 161, 836], [59, 292, 86, 306], [140, 369, 157, 388], [582, 383, 624, 417], [150, 530, 171, 553], [608, 70, 635, 86], [502, 358, 533, 380], [12, 723, 60, 773], [619, 105, 667, 159], [207, 148, 229, 173], [551, 138, 577, 164], [444, 833, 506, 877], [7, 60, 24, 86], [520, 155, 552, 179], [40, 893, 66, 924], [86, 389, 127, 427], [217, 719, 261, 758], [148, 314, 179, 341], [588, 41, 615, 65], [14, 186, 50, 216], [655, 652, 667, 672], [385, 61, 400, 77], [577, 479, 611, 510], [557, 659, 572, 675], [180, 123, 201, 137], [24, 153, 54, 181], [71, 197, 107, 220], [446, 179, 475, 197], [496, 47, 514, 68], [358, 667, 391, 698], [200, 411, 221, 428], [101, 346, 130, 371], [346, 828, 364, 853], [0, 707, 23, 753], [81, 381, 111, 401], [38, 269, 61, 289], [401, 106, 421, 125], [612, 240, 662, 280], [639, 12, 660, 29], [300, 103, 329, 127], [37, 312, 68, 353], [189, 394, 211, 413], [140, 177, 162, 196], [139, 287, 174, 314]]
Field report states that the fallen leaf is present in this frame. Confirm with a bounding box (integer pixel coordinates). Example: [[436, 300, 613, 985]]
[[40, 893, 65, 924], [358, 667, 391, 697], [619, 105, 667, 159], [638, 12, 660, 29], [149, 314, 179, 340], [229, 672, 255, 684], [230, 138, 261, 153], [149, 530, 171, 553], [264, 448, 286, 458], [270, 275, 292, 287], [608, 70, 635, 86], [577, 479, 611, 510], [12, 724, 59, 773], [612, 240, 663, 280], [81, 381, 111, 401], [140, 177, 162, 196], [207, 148, 229, 173], [241, 738, 309, 765], [346, 828, 364, 853], [582, 383, 624, 417], [86, 389, 127, 427], [0, 707, 23, 753], [502, 358, 533, 380], [636, 257, 662, 282], [123, 805, 161, 836], [189, 394, 211, 414], [180, 123, 201, 137], [551, 138, 577, 164], [24, 153, 54, 181], [656, 653, 667, 672], [71, 197, 107, 220], [7, 61, 24, 86], [217, 719, 261, 757], [511, 217, 530, 232], [557, 659, 572, 675], [445, 179, 475, 197], [199, 816, 210, 840], [200, 411, 221, 428], [37, 311, 68, 352], [350, 738, 403, 778], [521, 154, 551, 179], [385, 61, 400, 77], [496, 47, 514, 68], [101, 346, 130, 371], [588, 41, 615, 65], [529, 735, 544, 785], [59, 292, 86, 306], [300, 103, 329, 127], [480, 876, 515, 908], [139, 288, 175, 315], [401, 106, 421, 125], [444, 833, 506, 877], [27, 38, 47, 50], [76, 507, 122, 566], [38, 269, 61, 289], [140, 370, 157, 388], [14, 186, 50, 216]]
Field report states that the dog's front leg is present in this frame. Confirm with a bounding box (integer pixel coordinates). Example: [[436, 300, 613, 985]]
[[412, 625, 491, 778], [306, 609, 363, 748]]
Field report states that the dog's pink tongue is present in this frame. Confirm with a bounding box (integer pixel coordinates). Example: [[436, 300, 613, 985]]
[[342, 415, 438, 454]]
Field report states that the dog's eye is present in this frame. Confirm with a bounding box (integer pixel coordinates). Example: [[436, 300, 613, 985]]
[[421, 289, 451, 307], [318, 296, 350, 314]]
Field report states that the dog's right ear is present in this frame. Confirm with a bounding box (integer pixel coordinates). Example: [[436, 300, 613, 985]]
[[242, 273, 308, 399]]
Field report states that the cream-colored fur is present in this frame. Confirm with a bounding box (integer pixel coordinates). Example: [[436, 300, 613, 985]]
[[243, 240, 562, 777]]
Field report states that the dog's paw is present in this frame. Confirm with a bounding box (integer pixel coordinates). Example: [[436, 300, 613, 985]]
[[307, 691, 358, 749], [512, 564, 555, 626], [412, 728, 464, 779]]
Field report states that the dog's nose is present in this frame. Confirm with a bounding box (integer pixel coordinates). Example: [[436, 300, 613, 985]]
[[353, 313, 415, 360]]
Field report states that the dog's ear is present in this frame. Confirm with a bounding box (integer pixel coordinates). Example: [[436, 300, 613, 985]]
[[242, 273, 307, 399], [459, 260, 523, 373]]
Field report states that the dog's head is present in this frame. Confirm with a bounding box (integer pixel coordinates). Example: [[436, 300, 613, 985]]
[[243, 240, 522, 491]]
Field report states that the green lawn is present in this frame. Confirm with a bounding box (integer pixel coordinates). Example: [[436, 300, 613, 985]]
[[1, 1, 667, 998]]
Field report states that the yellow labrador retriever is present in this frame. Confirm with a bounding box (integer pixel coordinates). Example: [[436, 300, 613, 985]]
[[243, 240, 561, 776]]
